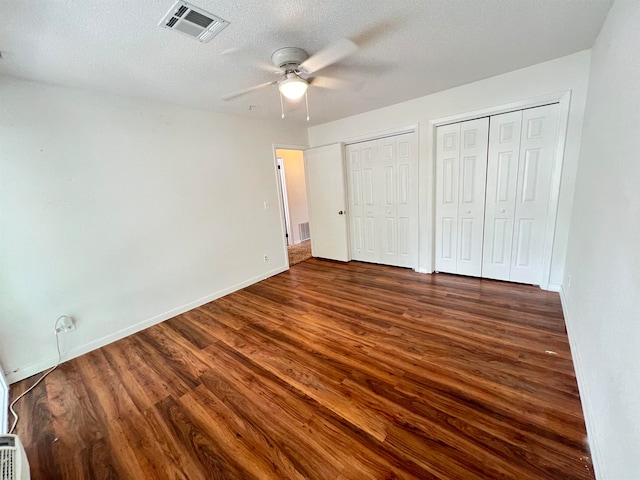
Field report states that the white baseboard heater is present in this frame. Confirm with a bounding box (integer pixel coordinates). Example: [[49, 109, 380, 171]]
[[0, 435, 30, 480], [0, 369, 30, 479]]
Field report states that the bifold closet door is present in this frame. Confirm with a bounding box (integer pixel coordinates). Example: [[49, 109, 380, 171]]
[[435, 118, 489, 276], [482, 103, 560, 283], [379, 136, 398, 265], [482, 111, 523, 281], [395, 133, 415, 268], [346, 132, 416, 268], [347, 140, 379, 263], [509, 104, 560, 284], [435, 123, 459, 273], [379, 133, 415, 268]]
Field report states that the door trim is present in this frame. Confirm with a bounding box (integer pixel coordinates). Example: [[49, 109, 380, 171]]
[[428, 90, 572, 290], [342, 124, 419, 147], [272, 144, 308, 269], [276, 157, 292, 246]]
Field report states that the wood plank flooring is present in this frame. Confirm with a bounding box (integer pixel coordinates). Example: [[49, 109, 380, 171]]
[[11, 259, 594, 479]]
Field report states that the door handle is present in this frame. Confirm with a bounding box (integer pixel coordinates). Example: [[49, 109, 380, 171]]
[[338, 210, 345, 215], [500, 208, 506, 213], [465, 209, 471, 214]]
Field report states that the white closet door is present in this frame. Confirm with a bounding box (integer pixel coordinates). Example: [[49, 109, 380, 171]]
[[510, 104, 560, 284], [347, 140, 378, 263], [395, 133, 415, 268], [347, 132, 416, 269], [456, 118, 490, 277], [347, 145, 364, 258], [435, 123, 461, 273], [482, 111, 523, 281], [379, 136, 398, 265]]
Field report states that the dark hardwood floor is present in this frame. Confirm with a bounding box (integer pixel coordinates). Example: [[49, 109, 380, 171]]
[[11, 259, 593, 479]]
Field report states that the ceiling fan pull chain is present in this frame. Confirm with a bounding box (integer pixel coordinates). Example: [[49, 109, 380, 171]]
[[280, 91, 285, 119], [305, 90, 310, 122]]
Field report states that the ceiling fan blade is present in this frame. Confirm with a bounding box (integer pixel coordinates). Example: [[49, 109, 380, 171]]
[[221, 81, 277, 101], [299, 38, 359, 75], [220, 47, 281, 74], [309, 75, 364, 91], [255, 61, 284, 75]]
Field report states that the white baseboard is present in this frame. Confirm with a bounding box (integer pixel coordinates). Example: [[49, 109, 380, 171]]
[[414, 267, 433, 274], [546, 283, 561, 292], [5, 265, 288, 384], [559, 285, 606, 480]]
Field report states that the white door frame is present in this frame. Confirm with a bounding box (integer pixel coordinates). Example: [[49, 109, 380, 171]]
[[0, 369, 8, 434], [276, 157, 293, 246], [427, 90, 572, 290], [272, 144, 308, 269]]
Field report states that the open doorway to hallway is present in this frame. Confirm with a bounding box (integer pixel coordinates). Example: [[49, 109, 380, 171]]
[[275, 148, 312, 266]]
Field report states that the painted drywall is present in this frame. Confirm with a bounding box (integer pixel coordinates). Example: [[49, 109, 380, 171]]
[[562, 1, 640, 477], [308, 51, 591, 286], [277, 149, 309, 244], [0, 76, 307, 383]]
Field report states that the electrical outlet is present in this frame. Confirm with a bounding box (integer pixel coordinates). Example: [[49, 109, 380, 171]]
[[263, 255, 268, 262], [55, 315, 76, 334]]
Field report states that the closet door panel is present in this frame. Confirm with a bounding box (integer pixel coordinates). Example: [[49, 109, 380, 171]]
[[456, 118, 489, 277], [379, 137, 398, 265], [510, 104, 559, 284], [482, 111, 522, 281], [347, 141, 378, 263], [347, 146, 364, 258], [396, 133, 415, 268], [435, 123, 461, 273], [361, 143, 378, 261]]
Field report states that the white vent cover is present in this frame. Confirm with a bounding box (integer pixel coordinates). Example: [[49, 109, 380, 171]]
[[159, 1, 229, 43], [299, 222, 310, 241]]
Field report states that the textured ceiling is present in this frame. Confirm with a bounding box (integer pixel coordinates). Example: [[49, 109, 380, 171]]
[[0, 0, 612, 126]]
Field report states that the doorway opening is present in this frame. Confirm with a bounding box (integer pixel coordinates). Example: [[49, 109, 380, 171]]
[[275, 148, 312, 266]]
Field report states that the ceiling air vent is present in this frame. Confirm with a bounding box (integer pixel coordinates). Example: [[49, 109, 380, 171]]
[[159, 1, 229, 43]]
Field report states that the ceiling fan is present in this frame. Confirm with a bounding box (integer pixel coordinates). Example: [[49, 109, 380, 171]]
[[221, 38, 359, 120]]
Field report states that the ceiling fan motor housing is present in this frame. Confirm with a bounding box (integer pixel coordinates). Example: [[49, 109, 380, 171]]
[[271, 47, 309, 72]]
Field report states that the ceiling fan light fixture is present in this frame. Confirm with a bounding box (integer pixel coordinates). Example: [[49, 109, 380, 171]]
[[279, 73, 308, 100]]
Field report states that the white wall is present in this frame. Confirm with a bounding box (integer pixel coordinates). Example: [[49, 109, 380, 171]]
[[308, 51, 591, 286], [562, 1, 640, 478], [278, 149, 309, 244], [0, 76, 307, 383]]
